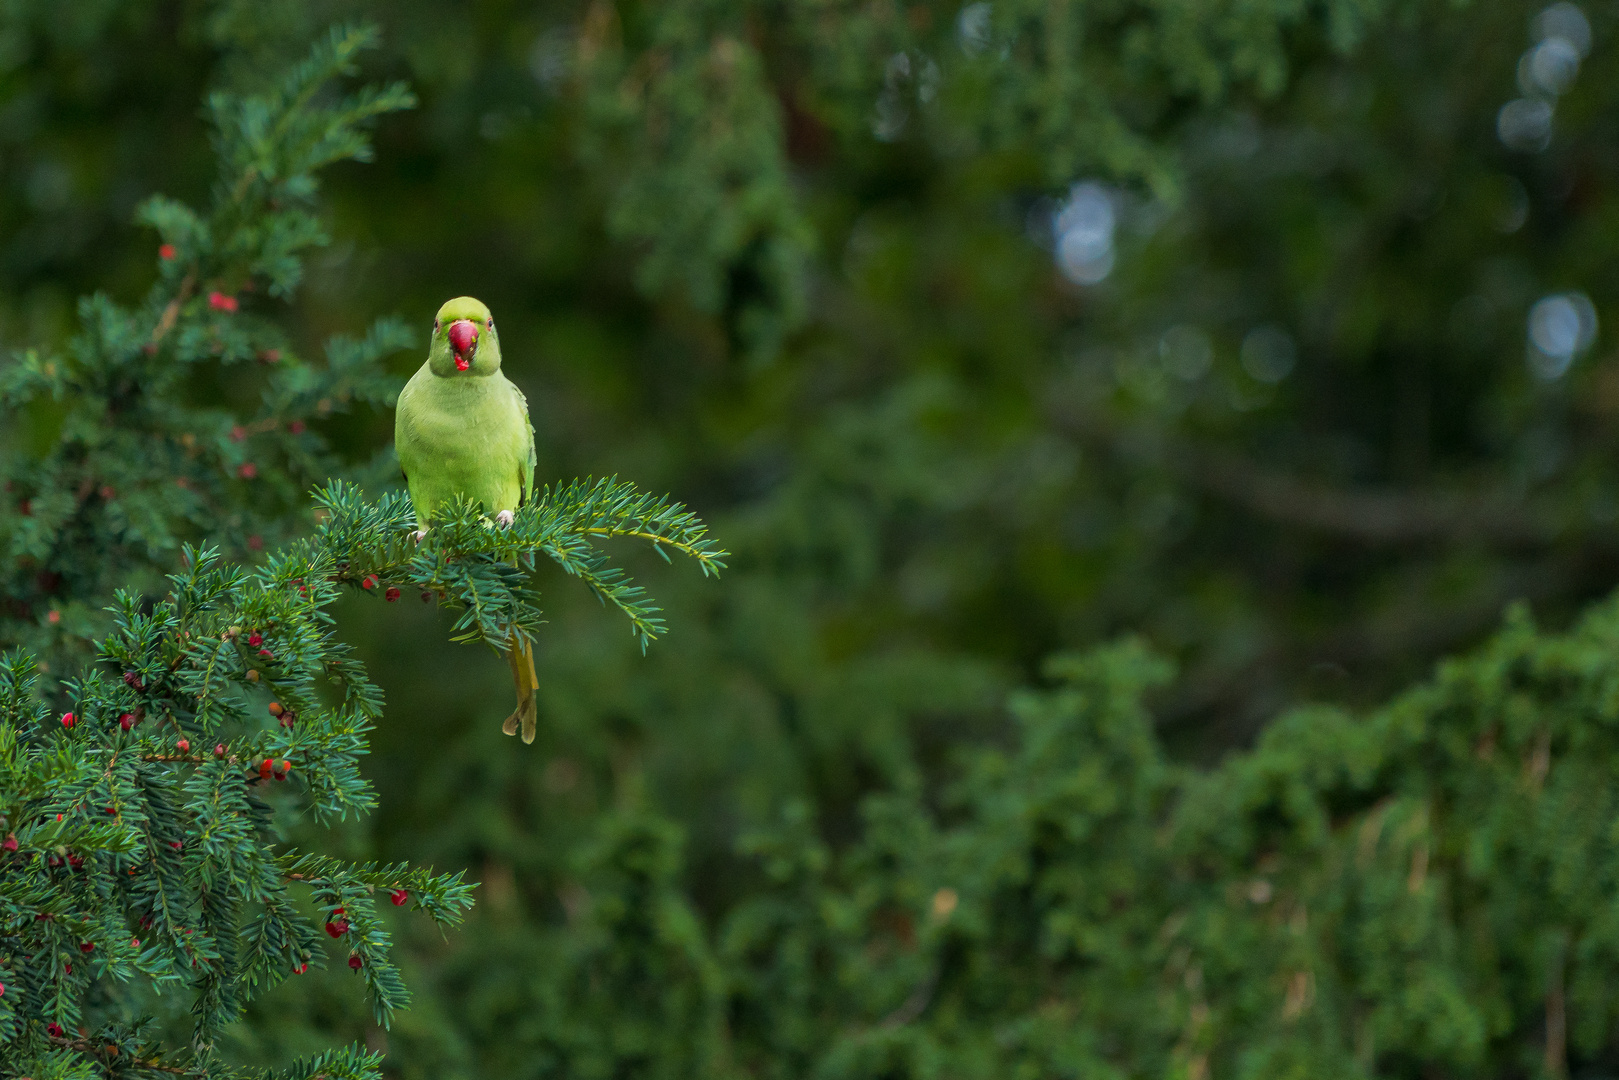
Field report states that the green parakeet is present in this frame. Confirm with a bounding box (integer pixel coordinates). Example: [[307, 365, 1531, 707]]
[[395, 296, 540, 742]]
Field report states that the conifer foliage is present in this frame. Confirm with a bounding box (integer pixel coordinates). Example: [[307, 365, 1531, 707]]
[[0, 23, 725, 1080], [0, 25, 415, 659]]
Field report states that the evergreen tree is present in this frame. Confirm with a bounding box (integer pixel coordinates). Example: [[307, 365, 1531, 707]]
[[0, 23, 722, 1079], [7, 2, 1619, 1079]]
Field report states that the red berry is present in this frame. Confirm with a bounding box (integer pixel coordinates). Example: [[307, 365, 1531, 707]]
[[259, 648, 273, 659], [47, 1022, 64, 1037], [159, 243, 176, 259], [56, 813, 63, 821], [237, 463, 257, 480], [278, 759, 292, 777], [0, 981, 5, 995], [214, 743, 226, 757], [248, 632, 263, 647], [361, 575, 376, 590], [325, 919, 349, 938], [80, 941, 93, 953], [46, 610, 60, 624], [288, 419, 305, 433], [390, 889, 409, 906], [1, 835, 15, 852], [119, 713, 135, 731], [385, 587, 401, 602], [268, 701, 284, 716], [294, 962, 308, 974], [348, 954, 362, 970], [229, 425, 246, 442], [208, 291, 238, 312], [169, 841, 182, 850], [67, 854, 82, 868], [260, 758, 274, 780], [247, 534, 264, 551], [177, 739, 190, 753], [259, 348, 281, 363], [421, 591, 433, 602], [60, 712, 75, 729], [123, 671, 143, 689]]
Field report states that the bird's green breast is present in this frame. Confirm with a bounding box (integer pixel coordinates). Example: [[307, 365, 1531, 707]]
[[395, 364, 532, 520]]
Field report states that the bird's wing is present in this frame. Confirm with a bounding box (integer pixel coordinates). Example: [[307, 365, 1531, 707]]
[[511, 379, 536, 508]]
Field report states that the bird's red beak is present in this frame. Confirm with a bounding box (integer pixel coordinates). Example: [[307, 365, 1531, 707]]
[[447, 319, 478, 371]]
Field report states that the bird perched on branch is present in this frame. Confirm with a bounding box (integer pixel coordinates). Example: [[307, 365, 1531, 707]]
[[395, 296, 540, 742]]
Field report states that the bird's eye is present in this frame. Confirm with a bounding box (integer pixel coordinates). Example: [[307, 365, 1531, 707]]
[[433, 320, 440, 331], [486, 318, 493, 329]]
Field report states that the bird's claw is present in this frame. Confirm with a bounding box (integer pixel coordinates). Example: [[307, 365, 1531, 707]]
[[411, 528, 428, 544], [495, 510, 515, 528]]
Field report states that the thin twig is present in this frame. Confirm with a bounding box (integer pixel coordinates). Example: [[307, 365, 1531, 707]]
[[150, 272, 197, 348]]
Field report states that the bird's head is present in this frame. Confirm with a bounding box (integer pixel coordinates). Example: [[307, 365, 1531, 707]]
[[428, 296, 503, 377]]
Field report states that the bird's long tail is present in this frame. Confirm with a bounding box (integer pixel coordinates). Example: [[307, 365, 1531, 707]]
[[501, 630, 540, 744]]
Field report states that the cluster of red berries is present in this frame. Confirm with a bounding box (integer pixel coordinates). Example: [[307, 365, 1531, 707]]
[[325, 907, 350, 938], [258, 758, 293, 781], [208, 291, 239, 313], [359, 574, 404, 603], [242, 628, 276, 661], [268, 701, 296, 728]]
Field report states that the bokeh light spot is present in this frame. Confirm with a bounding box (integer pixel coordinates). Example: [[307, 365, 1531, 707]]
[[1053, 182, 1116, 285], [1527, 292, 1597, 379], [1240, 325, 1297, 384]]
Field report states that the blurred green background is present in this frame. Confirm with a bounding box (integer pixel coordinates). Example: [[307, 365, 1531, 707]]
[[6, 0, 1619, 1073]]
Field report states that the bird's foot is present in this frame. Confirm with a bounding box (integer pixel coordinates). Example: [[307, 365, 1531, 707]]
[[502, 694, 537, 743], [495, 509, 514, 528]]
